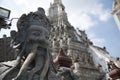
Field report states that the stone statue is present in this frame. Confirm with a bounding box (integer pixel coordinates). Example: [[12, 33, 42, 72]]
[[73, 57, 80, 73], [0, 7, 57, 80], [57, 67, 80, 80], [59, 38, 63, 47], [52, 38, 60, 48]]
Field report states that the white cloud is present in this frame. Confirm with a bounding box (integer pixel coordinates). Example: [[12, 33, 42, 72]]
[[68, 12, 96, 30], [0, 0, 111, 37], [65, 0, 111, 30], [90, 3, 111, 22], [87, 33, 106, 47], [0, 0, 51, 38], [12, 0, 50, 15], [13, 0, 28, 5], [99, 10, 111, 22]]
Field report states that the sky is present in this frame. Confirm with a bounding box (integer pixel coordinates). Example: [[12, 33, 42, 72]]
[[0, 0, 120, 57]]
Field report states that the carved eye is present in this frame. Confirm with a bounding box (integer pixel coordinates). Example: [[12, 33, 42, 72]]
[[32, 31, 41, 36], [46, 36, 49, 39], [45, 32, 49, 39]]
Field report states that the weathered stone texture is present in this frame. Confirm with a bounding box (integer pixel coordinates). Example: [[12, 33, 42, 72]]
[[48, 0, 105, 80], [0, 36, 16, 62]]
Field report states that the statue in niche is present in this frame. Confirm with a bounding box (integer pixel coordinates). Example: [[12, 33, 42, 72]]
[[87, 54, 93, 64], [0, 7, 57, 80], [52, 38, 56, 48], [59, 38, 63, 47], [67, 50, 73, 58], [81, 53, 85, 62], [67, 36, 72, 45], [84, 54, 90, 64], [62, 36, 67, 46], [73, 57, 80, 73], [60, 25, 64, 32], [59, 36, 67, 47], [76, 53, 81, 62], [53, 38, 60, 48]]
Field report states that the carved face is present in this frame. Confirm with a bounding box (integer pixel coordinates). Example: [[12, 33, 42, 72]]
[[27, 25, 49, 45]]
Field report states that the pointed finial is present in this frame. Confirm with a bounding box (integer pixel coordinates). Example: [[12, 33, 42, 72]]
[[54, 0, 62, 4]]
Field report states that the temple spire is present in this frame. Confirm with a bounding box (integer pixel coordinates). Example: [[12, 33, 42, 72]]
[[54, 0, 62, 4], [49, 0, 69, 26]]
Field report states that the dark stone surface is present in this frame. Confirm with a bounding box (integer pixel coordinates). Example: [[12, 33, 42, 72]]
[[0, 37, 16, 62], [0, 7, 55, 80]]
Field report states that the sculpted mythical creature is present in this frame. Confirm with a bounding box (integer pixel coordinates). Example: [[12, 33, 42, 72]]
[[0, 7, 57, 80]]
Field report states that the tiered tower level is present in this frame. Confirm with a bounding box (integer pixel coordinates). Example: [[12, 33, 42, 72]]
[[48, 0, 105, 80]]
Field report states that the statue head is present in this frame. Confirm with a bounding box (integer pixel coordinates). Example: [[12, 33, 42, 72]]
[[27, 25, 50, 47], [12, 7, 51, 48]]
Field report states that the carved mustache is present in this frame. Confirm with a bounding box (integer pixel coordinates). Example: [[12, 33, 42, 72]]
[[13, 44, 50, 80], [12, 44, 38, 80], [26, 37, 50, 49]]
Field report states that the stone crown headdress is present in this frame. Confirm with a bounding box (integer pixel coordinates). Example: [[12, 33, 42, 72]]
[[17, 7, 50, 32], [11, 7, 51, 45]]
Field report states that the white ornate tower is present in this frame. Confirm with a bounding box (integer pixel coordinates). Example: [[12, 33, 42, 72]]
[[54, 0, 62, 4], [112, 0, 120, 30], [48, 1, 107, 79], [48, 0, 78, 58], [48, 0, 69, 26]]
